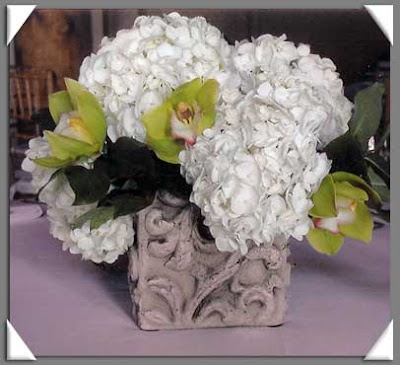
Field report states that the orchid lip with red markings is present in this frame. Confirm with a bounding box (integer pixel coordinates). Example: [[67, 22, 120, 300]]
[[307, 172, 375, 255], [313, 198, 357, 234], [171, 102, 203, 146], [142, 78, 219, 164]]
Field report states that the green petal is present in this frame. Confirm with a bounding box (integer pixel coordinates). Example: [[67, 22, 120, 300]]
[[76, 90, 106, 145], [335, 181, 369, 201], [33, 156, 74, 168], [142, 101, 172, 141], [331, 171, 382, 207], [339, 202, 373, 243], [307, 228, 345, 256], [196, 110, 216, 136], [142, 100, 185, 164], [309, 174, 337, 218], [196, 79, 219, 113], [148, 136, 184, 164], [64, 78, 88, 109], [48, 90, 74, 124], [44, 131, 98, 160], [170, 78, 202, 107]]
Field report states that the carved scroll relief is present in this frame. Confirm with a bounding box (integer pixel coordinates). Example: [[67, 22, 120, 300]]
[[128, 191, 291, 330]]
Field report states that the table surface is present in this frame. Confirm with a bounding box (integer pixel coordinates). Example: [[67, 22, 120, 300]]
[[10, 203, 391, 357]]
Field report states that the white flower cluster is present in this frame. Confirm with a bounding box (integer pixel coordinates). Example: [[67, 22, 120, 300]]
[[78, 12, 239, 143], [232, 34, 353, 147], [21, 137, 56, 191], [21, 138, 135, 264], [180, 93, 332, 254], [22, 15, 352, 259], [180, 34, 352, 254]]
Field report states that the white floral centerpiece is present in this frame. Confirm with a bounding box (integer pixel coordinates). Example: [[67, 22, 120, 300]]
[[22, 13, 384, 329], [79, 12, 240, 144]]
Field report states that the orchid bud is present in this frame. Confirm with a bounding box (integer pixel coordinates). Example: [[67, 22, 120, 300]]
[[33, 78, 107, 168]]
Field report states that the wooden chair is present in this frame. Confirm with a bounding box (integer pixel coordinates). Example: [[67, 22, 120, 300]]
[[10, 66, 55, 141], [9, 67, 56, 198]]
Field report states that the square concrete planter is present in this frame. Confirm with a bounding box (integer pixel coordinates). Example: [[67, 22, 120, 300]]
[[128, 191, 291, 330]]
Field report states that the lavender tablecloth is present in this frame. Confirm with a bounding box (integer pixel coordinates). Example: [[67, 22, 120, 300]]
[[10, 203, 390, 356]]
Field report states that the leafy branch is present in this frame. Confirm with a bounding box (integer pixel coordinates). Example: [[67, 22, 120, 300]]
[[324, 82, 389, 221], [65, 137, 191, 230]]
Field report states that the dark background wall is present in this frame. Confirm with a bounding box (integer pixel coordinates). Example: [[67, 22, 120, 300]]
[[12, 8, 389, 88], [9, 8, 390, 196], [104, 9, 389, 85], [13, 10, 93, 90]]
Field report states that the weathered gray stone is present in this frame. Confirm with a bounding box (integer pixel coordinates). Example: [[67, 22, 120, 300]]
[[128, 191, 291, 330]]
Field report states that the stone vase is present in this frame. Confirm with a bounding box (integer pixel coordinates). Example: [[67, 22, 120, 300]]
[[128, 191, 291, 330]]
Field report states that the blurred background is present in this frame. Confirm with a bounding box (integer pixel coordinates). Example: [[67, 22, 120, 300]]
[[9, 8, 390, 200]]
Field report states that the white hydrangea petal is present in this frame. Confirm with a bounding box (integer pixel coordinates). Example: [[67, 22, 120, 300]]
[[180, 76, 334, 253], [78, 12, 234, 143]]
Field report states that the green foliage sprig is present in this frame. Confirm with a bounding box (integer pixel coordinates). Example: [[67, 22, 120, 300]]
[[324, 82, 389, 207]]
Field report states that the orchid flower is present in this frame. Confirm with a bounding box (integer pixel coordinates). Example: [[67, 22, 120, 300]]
[[307, 172, 377, 255], [142, 78, 219, 164], [33, 78, 107, 168]]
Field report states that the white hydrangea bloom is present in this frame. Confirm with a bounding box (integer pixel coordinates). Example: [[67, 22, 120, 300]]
[[180, 91, 332, 254], [69, 216, 135, 264], [21, 137, 55, 192], [21, 138, 135, 264], [42, 175, 135, 264], [22, 24, 352, 259], [78, 12, 240, 142], [232, 34, 353, 147]]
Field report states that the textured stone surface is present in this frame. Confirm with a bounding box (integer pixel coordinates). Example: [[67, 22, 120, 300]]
[[128, 191, 291, 330]]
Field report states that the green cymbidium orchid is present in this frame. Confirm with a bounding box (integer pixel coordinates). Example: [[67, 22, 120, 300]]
[[142, 78, 219, 164], [307, 172, 377, 256], [33, 78, 107, 168]]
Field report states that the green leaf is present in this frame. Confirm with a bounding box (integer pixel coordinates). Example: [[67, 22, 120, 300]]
[[170, 78, 202, 107], [339, 202, 373, 243], [307, 228, 344, 256], [154, 157, 192, 200], [33, 156, 74, 168], [335, 181, 369, 201], [324, 131, 368, 180], [196, 79, 219, 113], [76, 90, 106, 146], [72, 206, 115, 230], [37, 168, 65, 197], [349, 83, 385, 151], [100, 137, 157, 189], [64, 78, 87, 109], [309, 175, 337, 218], [375, 208, 390, 223], [44, 131, 98, 160], [364, 153, 390, 187], [367, 167, 390, 202], [64, 165, 110, 205], [100, 191, 154, 218], [331, 171, 382, 208], [48, 90, 74, 124], [376, 124, 390, 151]]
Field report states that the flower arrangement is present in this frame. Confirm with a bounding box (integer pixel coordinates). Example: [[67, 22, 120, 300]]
[[22, 12, 387, 266]]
